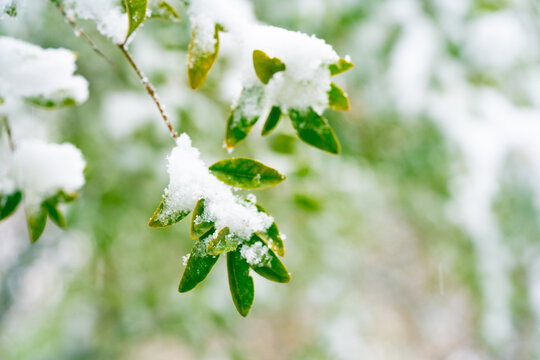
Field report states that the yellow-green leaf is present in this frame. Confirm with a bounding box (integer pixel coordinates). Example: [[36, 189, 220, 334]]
[[179, 230, 219, 293], [227, 249, 254, 317], [252, 49, 286, 84], [207, 227, 239, 255], [261, 106, 281, 136], [43, 201, 66, 228], [328, 83, 350, 111], [148, 196, 190, 228], [0, 191, 22, 221], [190, 199, 214, 239], [188, 24, 220, 89], [329, 57, 354, 76], [149, 1, 180, 22], [124, 0, 148, 43], [26, 205, 47, 243], [209, 157, 286, 190], [289, 107, 341, 154]]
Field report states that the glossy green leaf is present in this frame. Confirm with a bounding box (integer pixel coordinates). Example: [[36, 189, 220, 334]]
[[124, 0, 148, 43], [261, 106, 281, 136], [289, 107, 341, 154], [188, 24, 220, 89], [246, 235, 290, 283], [190, 199, 214, 239], [148, 196, 190, 228], [252, 50, 286, 84], [149, 1, 180, 22], [225, 84, 264, 149], [43, 201, 66, 228], [207, 227, 240, 255], [254, 204, 284, 256], [26, 205, 47, 243], [227, 249, 254, 317], [329, 57, 354, 76], [0, 191, 22, 221], [209, 157, 286, 190], [179, 230, 219, 293], [328, 83, 350, 111]]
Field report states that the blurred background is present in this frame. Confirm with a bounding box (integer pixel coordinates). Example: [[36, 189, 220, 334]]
[[2, 0, 540, 358]]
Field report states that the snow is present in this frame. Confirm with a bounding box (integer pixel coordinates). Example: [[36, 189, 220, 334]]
[[64, 0, 129, 44], [0, 36, 88, 105], [240, 242, 269, 266], [162, 133, 273, 239], [8, 140, 86, 206]]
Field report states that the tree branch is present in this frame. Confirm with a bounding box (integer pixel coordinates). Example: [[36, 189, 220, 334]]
[[118, 44, 179, 139]]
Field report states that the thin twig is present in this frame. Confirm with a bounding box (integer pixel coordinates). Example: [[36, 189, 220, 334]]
[[118, 44, 179, 139], [53, 1, 117, 67], [1, 115, 15, 151]]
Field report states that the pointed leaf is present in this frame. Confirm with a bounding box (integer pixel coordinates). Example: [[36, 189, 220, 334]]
[[261, 106, 281, 136], [207, 227, 239, 255], [245, 235, 290, 283], [148, 196, 190, 228], [0, 191, 22, 221], [43, 201, 66, 228], [254, 204, 284, 256], [190, 199, 214, 239], [227, 249, 254, 317], [179, 229, 219, 293], [328, 83, 350, 111], [149, 1, 180, 22], [188, 24, 220, 89], [209, 157, 286, 190], [329, 57, 354, 76], [124, 0, 148, 43], [253, 50, 286, 84], [225, 84, 264, 149], [26, 205, 47, 243], [289, 107, 341, 154]]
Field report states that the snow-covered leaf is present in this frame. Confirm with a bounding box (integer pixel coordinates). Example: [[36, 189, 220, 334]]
[[188, 24, 220, 89], [225, 84, 264, 149], [0, 191, 22, 221], [261, 106, 281, 136], [149, 1, 180, 22], [124, 0, 148, 42], [329, 57, 353, 76], [328, 83, 350, 111], [252, 49, 286, 85], [254, 204, 284, 256], [148, 196, 191, 228], [207, 227, 239, 255], [190, 199, 214, 239], [26, 205, 47, 243], [227, 248, 254, 317], [179, 230, 219, 293], [209, 157, 286, 190], [248, 235, 290, 283], [289, 107, 341, 154]]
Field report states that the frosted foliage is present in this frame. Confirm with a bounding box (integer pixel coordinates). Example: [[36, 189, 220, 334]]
[[9, 140, 86, 206], [240, 242, 269, 266], [0, 37, 88, 103], [188, 0, 341, 114], [164, 134, 273, 239], [65, 0, 128, 44], [0, 0, 19, 17]]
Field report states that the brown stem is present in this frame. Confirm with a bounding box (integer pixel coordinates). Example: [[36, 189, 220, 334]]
[[1, 115, 15, 151], [118, 44, 179, 139], [53, 2, 116, 67]]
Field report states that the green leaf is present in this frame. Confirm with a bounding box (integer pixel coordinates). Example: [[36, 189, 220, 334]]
[[252, 50, 286, 84], [124, 0, 148, 43], [329, 57, 354, 76], [207, 227, 239, 255], [26, 205, 47, 243], [209, 157, 286, 190], [328, 83, 350, 111], [261, 106, 281, 136], [289, 107, 341, 154], [26, 95, 77, 108], [254, 204, 284, 256], [179, 230, 219, 293], [43, 202, 66, 228], [225, 84, 264, 149], [149, 1, 180, 22], [246, 235, 290, 283], [0, 191, 22, 221], [227, 249, 254, 317], [190, 199, 214, 239], [188, 24, 220, 89], [148, 196, 190, 228]]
